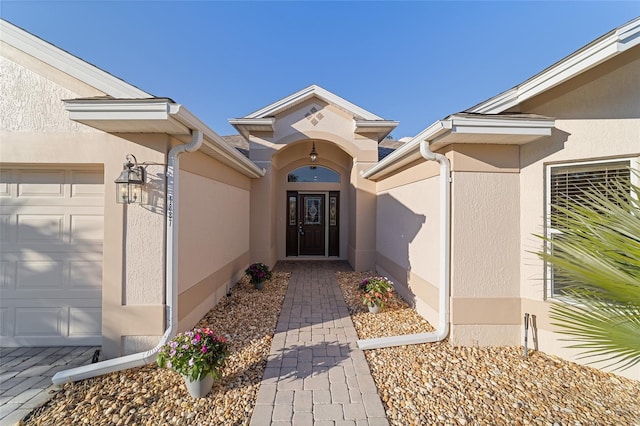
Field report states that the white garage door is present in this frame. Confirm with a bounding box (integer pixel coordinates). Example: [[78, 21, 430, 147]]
[[0, 167, 103, 346]]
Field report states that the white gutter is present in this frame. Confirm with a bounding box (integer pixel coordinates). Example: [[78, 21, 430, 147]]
[[170, 104, 265, 179], [362, 120, 451, 180], [357, 139, 451, 350], [52, 130, 203, 385]]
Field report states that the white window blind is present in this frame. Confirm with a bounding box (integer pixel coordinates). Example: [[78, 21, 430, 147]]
[[547, 160, 631, 296]]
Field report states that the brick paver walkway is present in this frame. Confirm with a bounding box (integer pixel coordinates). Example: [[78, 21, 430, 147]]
[[0, 346, 98, 426], [250, 261, 389, 426]]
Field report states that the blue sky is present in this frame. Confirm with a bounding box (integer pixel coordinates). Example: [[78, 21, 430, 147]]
[[2, 2, 638, 138]]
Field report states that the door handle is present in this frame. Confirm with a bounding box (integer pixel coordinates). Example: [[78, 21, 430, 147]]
[[298, 222, 305, 236]]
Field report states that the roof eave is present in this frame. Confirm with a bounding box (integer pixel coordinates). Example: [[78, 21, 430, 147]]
[[363, 115, 555, 180], [228, 118, 276, 140], [64, 98, 265, 178], [355, 120, 400, 142]]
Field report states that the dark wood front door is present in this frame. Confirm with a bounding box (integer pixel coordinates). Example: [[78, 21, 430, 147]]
[[286, 191, 339, 257], [299, 194, 325, 255]]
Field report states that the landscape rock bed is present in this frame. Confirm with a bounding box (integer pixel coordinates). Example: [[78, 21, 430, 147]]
[[22, 272, 290, 426], [336, 270, 640, 425], [19, 268, 640, 425]]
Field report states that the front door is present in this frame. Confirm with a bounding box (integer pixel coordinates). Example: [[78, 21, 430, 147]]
[[299, 194, 325, 255], [286, 191, 339, 256]]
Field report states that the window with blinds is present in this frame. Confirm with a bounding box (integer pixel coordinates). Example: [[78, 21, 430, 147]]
[[546, 160, 631, 296]]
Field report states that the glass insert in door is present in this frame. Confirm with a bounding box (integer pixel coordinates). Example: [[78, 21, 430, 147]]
[[304, 196, 322, 225]]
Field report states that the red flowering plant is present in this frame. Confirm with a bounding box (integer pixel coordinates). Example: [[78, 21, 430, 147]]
[[157, 328, 229, 381], [361, 276, 394, 308]]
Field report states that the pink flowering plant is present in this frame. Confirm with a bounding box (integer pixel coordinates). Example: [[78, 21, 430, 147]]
[[245, 262, 272, 283], [361, 276, 394, 308], [157, 328, 229, 381]]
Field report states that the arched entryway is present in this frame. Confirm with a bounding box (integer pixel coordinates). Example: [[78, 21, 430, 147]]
[[275, 140, 351, 260], [229, 84, 397, 270]]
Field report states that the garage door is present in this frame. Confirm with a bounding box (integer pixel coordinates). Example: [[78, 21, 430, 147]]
[[0, 167, 103, 346]]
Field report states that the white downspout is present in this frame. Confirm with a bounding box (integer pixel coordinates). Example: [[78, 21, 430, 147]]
[[52, 130, 203, 385], [357, 140, 451, 350]]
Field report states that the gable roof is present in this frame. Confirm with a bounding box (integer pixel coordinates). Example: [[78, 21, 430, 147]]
[[0, 19, 150, 98], [468, 16, 640, 114], [243, 84, 384, 120], [229, 84, 399, 142]]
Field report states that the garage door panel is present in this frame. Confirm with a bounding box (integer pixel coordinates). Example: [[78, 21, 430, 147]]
[[17, 214, 64, 243], [69, 307, 101, 336], [0, 167, 103, 347], [17, 170, 66, 197], [69, 261, 102, 288], [70, 171, 104, 197], [15, 307, 63, 336], [71, 215, 103, 241], [16, 260, 64, 289]]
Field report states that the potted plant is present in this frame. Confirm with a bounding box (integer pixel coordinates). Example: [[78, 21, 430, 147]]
[[360, 276, 394, 314], [157, 328, 229, 398], [245, 262, 273, 289]]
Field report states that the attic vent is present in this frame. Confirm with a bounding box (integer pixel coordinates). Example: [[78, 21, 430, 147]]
[[305, 106, 324, 126]]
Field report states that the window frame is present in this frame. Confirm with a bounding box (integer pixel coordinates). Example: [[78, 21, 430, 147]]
[[544, 157, 638, 299], [286, 165, 341, 183]]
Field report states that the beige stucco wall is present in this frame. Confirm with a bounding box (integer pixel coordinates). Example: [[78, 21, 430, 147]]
[[374, 146, 522, 341], [1, 41, 167, 358], [176, 152, 251, 331], [246, 98, 380, 270], [449, 169, 521, 346], [518, 46, 640, 380], [374, 160, 441, 325]]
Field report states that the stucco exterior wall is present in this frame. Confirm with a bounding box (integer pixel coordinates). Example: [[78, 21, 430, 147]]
[[177, 152, 251, 331], [1, 44, 167, 358], [375, 163, 441, 326], [518, 46, 640, 379], [374, 146, 522, 343], [450, 170, 521, 346]]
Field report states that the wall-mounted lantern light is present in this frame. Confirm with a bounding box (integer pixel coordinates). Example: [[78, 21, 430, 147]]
[[114, 154, 146, 204], [309, 141, 318, 163]]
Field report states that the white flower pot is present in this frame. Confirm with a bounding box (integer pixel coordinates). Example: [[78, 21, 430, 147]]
[[368, 305, 380, 314], [182, 374, 214, 398]]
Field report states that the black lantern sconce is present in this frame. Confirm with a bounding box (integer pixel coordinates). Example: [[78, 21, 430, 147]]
[[309, 141, 318, 163], [114, 154, 146, 204]]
